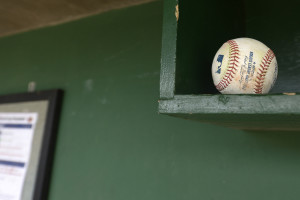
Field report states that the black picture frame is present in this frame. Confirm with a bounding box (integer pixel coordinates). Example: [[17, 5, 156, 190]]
[[0, 89, 63, 200]]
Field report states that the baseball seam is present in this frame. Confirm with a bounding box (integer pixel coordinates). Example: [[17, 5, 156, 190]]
[[215, 40, 240, 91], [254, 49, 275, 94]]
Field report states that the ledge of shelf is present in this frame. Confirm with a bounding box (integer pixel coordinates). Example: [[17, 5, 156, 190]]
[[159, 94, 300, 114], [159, 94, 300, 131]]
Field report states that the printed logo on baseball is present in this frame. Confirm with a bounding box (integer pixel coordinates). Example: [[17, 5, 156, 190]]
[[212, 38, 278, 94]]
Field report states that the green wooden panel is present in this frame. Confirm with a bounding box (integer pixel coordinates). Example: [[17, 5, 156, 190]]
[[160, 0, 178, 99]]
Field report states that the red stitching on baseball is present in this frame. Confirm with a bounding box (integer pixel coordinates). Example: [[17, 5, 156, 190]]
[[215, 40, 240, 91], [254, 49, 275, 94]]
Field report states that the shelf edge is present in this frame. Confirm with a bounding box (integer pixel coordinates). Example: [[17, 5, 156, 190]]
[[159, 94, 300, 114]]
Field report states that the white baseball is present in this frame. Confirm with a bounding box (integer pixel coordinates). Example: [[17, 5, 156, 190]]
[[211, 38, 278, 94]]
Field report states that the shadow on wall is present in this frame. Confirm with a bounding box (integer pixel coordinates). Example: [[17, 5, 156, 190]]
[[245, 130, 300, 152]]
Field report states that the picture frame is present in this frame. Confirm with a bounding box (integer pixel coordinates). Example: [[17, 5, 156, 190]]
[[0, 89, 63, 200]]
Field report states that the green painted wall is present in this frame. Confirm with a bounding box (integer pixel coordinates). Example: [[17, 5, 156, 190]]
[[0, 1, 300, 200]]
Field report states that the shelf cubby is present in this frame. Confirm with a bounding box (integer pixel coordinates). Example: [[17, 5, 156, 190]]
[[159, 0, 300, 130]]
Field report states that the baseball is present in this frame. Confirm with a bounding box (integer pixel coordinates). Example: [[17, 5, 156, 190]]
[[211, 38, 278, 94]]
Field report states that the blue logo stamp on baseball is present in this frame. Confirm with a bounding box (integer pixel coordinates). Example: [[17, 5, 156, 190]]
[[215, 54, 224, 74]]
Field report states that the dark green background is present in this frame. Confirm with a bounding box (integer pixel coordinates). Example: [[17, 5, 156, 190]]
[[0, 1, 300, 199]]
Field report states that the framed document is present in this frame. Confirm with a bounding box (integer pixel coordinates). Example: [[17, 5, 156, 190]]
[[0, 89, 63, 200]]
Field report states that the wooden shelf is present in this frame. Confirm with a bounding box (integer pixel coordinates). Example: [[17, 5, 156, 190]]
[[159, 0, 300, 130], [159, 94, 300, 131]]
